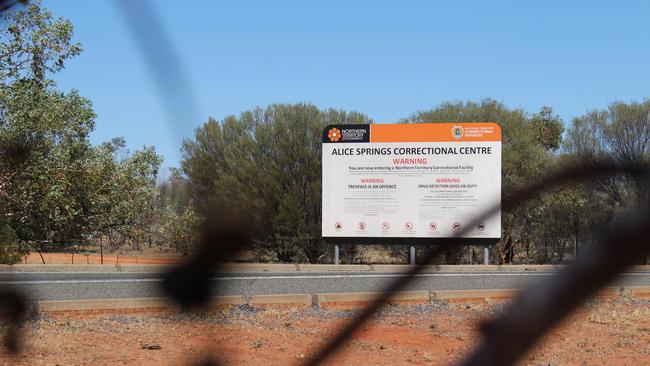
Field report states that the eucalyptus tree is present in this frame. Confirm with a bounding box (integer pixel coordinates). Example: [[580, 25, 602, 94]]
[[0, 2, 163, 262], [182, 104, 371, 262], [405, 99, 563, 263], [564, 100, 650, 264]]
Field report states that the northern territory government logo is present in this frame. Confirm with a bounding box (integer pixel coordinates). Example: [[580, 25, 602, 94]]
[[327, 128, 342, 142], [323, 125, 370, 143], [451, 125, 464, 140]]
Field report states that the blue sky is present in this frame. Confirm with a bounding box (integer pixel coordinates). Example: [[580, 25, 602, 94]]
[[43, 0, 650, 175]]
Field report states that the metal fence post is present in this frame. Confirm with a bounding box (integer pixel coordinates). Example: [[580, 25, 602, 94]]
[[334, 245, 340, 265]]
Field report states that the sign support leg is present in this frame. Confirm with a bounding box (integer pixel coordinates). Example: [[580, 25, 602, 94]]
[[484, 246, 489, 265], [334, 245, 340, 265], [409, 246, 416, 265]]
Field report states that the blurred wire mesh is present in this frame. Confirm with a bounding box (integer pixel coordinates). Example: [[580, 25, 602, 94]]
[[0, 1, 648, 365]]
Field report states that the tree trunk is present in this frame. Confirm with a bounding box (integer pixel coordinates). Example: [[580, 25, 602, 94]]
[[27, 242, 46, 264], [501, 236, 514, 264], [444, 246, 463, 264]]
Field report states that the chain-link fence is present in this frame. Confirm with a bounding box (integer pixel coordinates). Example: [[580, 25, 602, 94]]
[[0, 1, 649, 365]]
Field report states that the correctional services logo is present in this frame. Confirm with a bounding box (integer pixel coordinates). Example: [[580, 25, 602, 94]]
[[327, 128, 342, 142], [451, 125, 464, 140]]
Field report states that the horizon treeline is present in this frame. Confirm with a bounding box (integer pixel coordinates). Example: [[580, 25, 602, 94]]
[[172, 99, 649, 265]]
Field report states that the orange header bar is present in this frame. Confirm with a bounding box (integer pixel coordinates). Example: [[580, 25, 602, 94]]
[[370, 122, 501, 142]]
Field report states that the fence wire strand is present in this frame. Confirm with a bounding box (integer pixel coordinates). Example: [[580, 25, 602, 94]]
[[304, 162, 649, 365], [1, 2, 649, 365]]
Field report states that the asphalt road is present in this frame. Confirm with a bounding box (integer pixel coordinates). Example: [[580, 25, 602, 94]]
[[1, 271, 650, 301]]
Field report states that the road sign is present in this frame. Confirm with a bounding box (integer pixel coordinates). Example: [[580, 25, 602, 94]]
[[322, 123, 501, 245]]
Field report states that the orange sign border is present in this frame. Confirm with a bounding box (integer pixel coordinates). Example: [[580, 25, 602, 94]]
[[370, 122, 501, 143]]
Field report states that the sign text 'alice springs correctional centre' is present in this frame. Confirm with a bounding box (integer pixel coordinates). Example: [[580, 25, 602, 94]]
[[321, 123, 501, 245]]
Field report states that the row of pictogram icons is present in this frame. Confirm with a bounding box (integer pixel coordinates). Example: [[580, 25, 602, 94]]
[[334, 221, 486, 232]]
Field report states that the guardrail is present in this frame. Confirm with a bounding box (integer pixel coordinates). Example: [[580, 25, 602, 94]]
[[32, 287, 650, 312]]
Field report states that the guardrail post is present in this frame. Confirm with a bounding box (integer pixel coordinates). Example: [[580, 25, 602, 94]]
[[334, 245, 340, 265], [409, 246, 416, 265]]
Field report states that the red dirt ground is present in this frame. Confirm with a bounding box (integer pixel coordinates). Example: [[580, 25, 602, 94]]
[[22, 252, 180, 265], [1, 297, 649, 365]]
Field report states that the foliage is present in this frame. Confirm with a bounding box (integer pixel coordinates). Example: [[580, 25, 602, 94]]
[[156, 168, 192, 214], [0, 1, 81, 82], [564, 100, 650, 264], [85, 141, 162, 250], [181, 104, 371, 263], [165, 203, 201, 256], [0, 224, 21, 264], [0, 2, 162, 260], [156, 169, 198, 254], [0, 79, 96, 247], [405, 99, 564, 263], [565, 99, 650, 207]]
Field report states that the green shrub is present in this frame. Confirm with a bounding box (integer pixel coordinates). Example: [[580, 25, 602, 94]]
[[0, 224, 22, 264]]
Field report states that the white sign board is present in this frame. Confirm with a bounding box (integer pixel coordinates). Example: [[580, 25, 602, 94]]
[[322, 123, 501, 245]]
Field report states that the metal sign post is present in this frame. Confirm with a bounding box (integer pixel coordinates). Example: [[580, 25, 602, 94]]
[[334, 245, 340, 265]]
